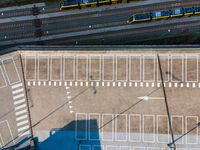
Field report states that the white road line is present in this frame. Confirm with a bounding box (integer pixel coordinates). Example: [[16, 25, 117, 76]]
[[16, 115, 28, 121], [12, 88, 23, 94], [19, 130, 30, 137], [14, 99, 25, 105], [17, 120, 29, 127], [11, 83, 22, 89], [16, 109, 27, 116], [18, 125, 29, 132], [13, 93, 25, 100], [15, 104, 26, 111]]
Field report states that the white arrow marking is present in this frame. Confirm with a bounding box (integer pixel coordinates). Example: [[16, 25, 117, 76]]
[[137, 96, 164, 101]]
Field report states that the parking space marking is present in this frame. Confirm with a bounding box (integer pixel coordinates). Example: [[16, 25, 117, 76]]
[[129, 114, 141, 142], [185, 54, 198, 82], [2, 57, 21, 85], [0, 64, 7, 88], [133, 146, 145, 150], [106, 145, 117, 150], [102, 114, 114, 141], [0, 134, 3, 147], [171, 115, 184, 144], [171, 54, 184, 82], [115, 114, 127, 141], [129, 55, 141, 82], [119, 146, 131, 150], [89, 55, 101, 81], [63, 55, 75, 81], [38, 55, 49, 81], [0, 120, 15, 145], [76, 55, 88, 81], [75, 113, 87, 140], [25, 55, 36, 81], [103, 55, 114, 81], [50, 55, 62, 81], [186, 116, 198, 144], [80, 145, 91, 150], [88, 113, 101, 140], [157, 115, 169, 143], [157, 54, 169, 82], [143, 55, 155, 82], [143, 115, 155, 143], [116, 55, 128, 81]]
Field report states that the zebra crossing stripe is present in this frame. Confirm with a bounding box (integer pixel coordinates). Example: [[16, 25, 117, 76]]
[[18, 125, 29, 132], [13, 93, 24, 100], [15, 104, 26, 111], [17, 120, 29, 127], [14, 99, 25, 105], [11, 83, 22, 89], [12, 88, 23, 94], [16, 115, 28, 121]]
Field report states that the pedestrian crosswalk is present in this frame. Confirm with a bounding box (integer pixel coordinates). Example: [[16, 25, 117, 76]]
[[11, 83, 30, 137]]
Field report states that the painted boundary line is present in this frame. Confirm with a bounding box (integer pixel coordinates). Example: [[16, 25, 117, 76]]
[[50, 55, 62, 81], [185, 54, 198, 82], [2, 57, 21, 85], [38, 54, 49, 81], [25, 55, 36, 81]]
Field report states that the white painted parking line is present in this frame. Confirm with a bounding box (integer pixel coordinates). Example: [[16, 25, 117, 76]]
[[25, 55, 36, 80], [11, 83, 22, 89], [129, 82, 132, 87], [143, 115, 155, 143], [50, 55, 62, 81], [16, 109, 27, 116], [186, 116, 198, 144], [27, 81, 30, 86], [38, 55, 49, 81], [103, 55, 114, 81], [143, 55, 155, 82], [63, 55, 75, 81], [185, 54, 198, 82], [33, 81, 36, 86], [129, 55, 141, 82], [89, 55, 101, 81], [18, 125, 29, 132], [13, 93, 25, 100], [16, 115, 28, 121], [116, 55, 128, 81], [15, 104, 26, 111], [76, 55, 88, 81], [3, 57, 21, 85], [12, 88, 23, 94], [14, 99, 25, 105], [0, 65, 7, 88], [17, 120, 29, 127], [171, 54, 184, 82], [38, 81, 41, 86]]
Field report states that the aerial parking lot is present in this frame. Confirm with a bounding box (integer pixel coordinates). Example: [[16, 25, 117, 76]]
[[0, 46, 200, 149]]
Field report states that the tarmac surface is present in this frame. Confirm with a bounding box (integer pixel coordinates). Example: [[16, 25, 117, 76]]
[[0, 46, 200, 149]]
